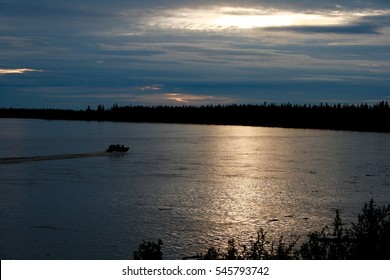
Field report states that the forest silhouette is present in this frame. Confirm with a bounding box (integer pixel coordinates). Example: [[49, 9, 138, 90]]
[[1, 101, 389, 132]]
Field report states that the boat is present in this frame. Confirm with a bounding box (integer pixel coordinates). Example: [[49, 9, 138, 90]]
[[106, 144, 129, 153]]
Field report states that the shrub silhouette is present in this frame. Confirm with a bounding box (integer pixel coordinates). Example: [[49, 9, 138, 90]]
[[299, 209, 350, 260], [299, 199, 390, 259], [194, 229, 299, 260], [134, 199, 390, 259], [348, 199, 390, 259], [133, 239, 163, 260]]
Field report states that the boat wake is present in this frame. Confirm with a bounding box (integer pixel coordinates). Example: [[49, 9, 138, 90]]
[[0, 151, 112, 164]]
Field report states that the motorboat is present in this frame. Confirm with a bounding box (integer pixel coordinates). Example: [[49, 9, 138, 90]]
[[106, 144, 129, 153]]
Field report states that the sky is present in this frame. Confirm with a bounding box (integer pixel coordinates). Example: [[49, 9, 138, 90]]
[[1, 0, 390, 109]]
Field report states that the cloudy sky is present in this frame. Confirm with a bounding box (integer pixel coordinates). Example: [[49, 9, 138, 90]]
[[1, 0, 389, 108]]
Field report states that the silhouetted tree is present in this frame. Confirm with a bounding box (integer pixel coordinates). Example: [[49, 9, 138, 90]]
[[133, 239, 163, 260], [1, 102, 390, 132]]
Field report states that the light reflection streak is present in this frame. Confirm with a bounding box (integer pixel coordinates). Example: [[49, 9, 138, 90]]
[[203, 126, 308, 243]]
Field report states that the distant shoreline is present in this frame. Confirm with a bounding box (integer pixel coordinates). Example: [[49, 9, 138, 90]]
[[1, 102, 390, 133]]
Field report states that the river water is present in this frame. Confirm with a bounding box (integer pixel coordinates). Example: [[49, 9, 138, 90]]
[[0, 118, 389, 259]]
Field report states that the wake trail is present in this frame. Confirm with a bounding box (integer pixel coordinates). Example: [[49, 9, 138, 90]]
[[0, 151, 113, 164]]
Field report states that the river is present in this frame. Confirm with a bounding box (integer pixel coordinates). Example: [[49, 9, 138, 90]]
[[0, 118, 389, 259]]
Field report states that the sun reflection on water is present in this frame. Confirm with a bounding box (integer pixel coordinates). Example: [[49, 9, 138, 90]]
[[201, 126, 312, 247]]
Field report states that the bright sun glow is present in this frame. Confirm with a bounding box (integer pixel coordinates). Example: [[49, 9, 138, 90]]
[[212, 14, 293, 28], [146, 6, 388, 31], [165, 93, 234, 104], [210, 7, 352, 29], [0, 68, 43, 74], [211, 12, 349, 29]]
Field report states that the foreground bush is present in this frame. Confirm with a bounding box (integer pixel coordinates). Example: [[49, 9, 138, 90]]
[[133, 239, 163, 260], [202, 229, 299, 260], [300, 199, 390, 259], [134, 199, 390, 260]]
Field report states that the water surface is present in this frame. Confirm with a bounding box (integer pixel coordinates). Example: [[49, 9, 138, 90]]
[[0, 118, 389, 259]]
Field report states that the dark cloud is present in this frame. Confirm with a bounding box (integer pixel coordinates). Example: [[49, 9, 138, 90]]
[[268, 23, 380, 34], [1, 0, 389, 108]]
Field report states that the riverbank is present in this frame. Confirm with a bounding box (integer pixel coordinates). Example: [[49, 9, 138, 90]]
[[1, 102, 390, 132]]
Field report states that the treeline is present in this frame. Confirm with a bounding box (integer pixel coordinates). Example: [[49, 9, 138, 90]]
[[134, 199, 390, 260], [1, 101, 390, 132]]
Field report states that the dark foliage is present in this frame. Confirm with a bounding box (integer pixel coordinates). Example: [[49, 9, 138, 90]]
[[133, 239, 163, 260], [135, 200, 390, 260], [290, 199, 390, 260], [200, 229, 299, 260], [348, 200, 390, 259], [299, 209, 351, 260], [1, 101, 390, 132]]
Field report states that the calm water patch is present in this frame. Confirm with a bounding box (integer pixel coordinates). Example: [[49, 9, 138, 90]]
[[0, 118, 389, 259]]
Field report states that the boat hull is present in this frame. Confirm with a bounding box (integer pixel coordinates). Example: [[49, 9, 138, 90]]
[[106, 145, 129, 153]]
